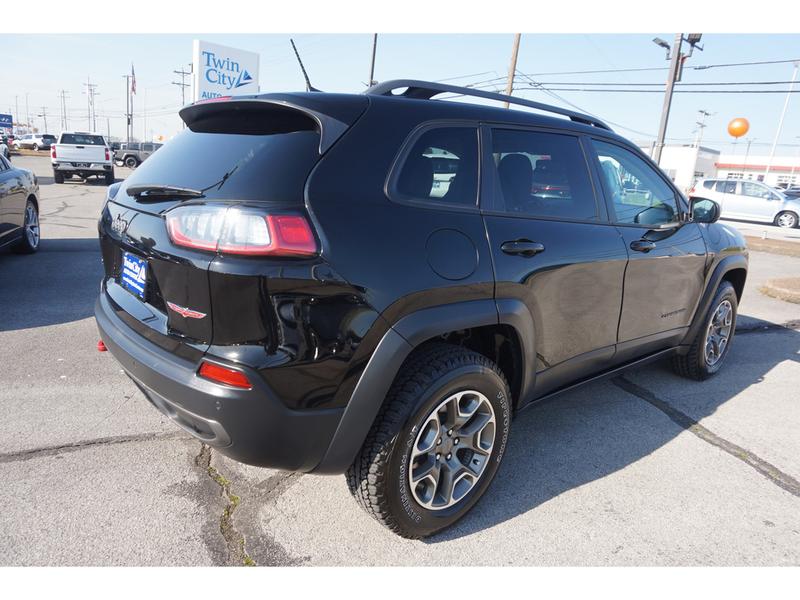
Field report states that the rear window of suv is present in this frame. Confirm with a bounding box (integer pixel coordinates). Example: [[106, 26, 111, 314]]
[[122, 128, 322, 202], [60, 133, 105, 145]]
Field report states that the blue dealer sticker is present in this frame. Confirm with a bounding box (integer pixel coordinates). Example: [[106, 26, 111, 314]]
[[121, 252, 147, 299]]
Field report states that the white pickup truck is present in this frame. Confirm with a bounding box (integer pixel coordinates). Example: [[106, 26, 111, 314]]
[[51, 131, 115, 185]]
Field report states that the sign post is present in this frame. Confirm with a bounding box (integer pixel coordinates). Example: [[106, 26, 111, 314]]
[[192, 40, 259, 102]]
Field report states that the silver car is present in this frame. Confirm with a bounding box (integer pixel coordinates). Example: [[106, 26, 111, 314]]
[[691, 178, 800, 228]]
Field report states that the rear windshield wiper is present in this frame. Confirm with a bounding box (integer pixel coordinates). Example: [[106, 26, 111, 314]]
[[126, 184, 205, 199]]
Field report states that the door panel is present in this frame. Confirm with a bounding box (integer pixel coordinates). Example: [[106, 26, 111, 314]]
[[615, 224, 707, 348], [482, 127, 628, 402], [734, 181, 781, 222], [589, 138, 707, 359]]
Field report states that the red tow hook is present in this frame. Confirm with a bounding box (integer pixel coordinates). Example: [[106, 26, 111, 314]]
[[97, 340, 108, 352]]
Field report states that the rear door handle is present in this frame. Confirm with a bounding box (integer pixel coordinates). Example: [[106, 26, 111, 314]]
[[630, 239, 656, 253], [500, 240, 545, 257]]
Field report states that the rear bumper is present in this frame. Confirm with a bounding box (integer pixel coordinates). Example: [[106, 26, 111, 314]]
[[53, 161, 112, 173], [95, 291, 344, 472]]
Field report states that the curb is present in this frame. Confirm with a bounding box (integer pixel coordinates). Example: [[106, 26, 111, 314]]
[[760, 278, 800, 304]]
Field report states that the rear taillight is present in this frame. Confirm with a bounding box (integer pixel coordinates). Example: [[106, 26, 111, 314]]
[[198, 361, 252, 389], [105, 148, 110, 161], [165, 205, 317, 257], [688, 186, 695, 195], [51, 145, 56, 159]]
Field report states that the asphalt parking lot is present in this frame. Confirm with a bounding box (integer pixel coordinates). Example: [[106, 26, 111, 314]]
[[1, 155, 798, 566]]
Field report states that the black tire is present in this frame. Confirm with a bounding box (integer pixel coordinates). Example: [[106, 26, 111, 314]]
[[105, 169, 115, 185], [672, 281, 737, 380], [32, 143, 39, 152], [53, 170, 64, 184], [124, 156, 138, 169], [774, 211, 798, 229], [346, 343, 512, 539], [13, 199, 40, 254]]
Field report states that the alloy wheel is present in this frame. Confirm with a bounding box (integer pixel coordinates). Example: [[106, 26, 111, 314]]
[[704, 299, 733, 366], [777, 212, 797, 228], [409, 390, 496, 510], [24, 203, 40, 248]]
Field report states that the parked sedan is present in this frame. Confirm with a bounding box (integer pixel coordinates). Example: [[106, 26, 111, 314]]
[[0, 155, 40, 253], [691, 178, 800, 228]]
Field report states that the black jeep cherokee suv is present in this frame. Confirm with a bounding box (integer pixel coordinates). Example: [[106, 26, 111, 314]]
[[95, 80, 748, 538]]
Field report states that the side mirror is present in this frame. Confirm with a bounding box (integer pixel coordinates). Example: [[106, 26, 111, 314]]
[[690, 197, 720, 224]]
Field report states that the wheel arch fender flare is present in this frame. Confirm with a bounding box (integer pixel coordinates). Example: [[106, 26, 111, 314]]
[[313, 298, 536, 474], [679, 254, 748, 351]]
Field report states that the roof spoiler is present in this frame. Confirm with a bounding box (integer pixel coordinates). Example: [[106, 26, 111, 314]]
[[179, 98, 350, 154]]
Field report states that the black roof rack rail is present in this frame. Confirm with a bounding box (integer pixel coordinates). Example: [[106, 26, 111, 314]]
[[365, 79, 612, 131]]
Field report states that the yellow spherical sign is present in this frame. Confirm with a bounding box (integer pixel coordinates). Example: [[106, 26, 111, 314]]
[[727, 118, 750, 139]]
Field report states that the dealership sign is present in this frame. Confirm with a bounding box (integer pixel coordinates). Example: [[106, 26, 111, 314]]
[[192, 40, 260, 102], [0, 113, 12, 130]]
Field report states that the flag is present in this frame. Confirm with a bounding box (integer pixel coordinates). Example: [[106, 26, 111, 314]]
[[131, 64, 136, 95]]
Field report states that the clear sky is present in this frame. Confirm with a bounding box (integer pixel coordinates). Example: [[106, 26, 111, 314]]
[[4, 33, 799, 154]]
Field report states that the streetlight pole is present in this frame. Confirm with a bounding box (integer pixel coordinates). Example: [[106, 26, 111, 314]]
[[653, 34, 683, 165], [764, 61, 799, 181]]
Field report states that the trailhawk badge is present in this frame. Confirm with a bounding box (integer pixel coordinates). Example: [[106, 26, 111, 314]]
[[166, 301, 207, 319]]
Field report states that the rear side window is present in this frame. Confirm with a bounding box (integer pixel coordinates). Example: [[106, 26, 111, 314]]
[[60, 133, 105, 145], [716, 180, 736, 194], [394, 126, 478, 207], [703, 180, 715, 190], [490, 129, 597, 220]]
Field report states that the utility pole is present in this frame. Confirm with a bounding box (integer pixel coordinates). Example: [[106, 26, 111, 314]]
[[15, 95, 19, 134], [172, 65, 192, 128], [58, 90, 70, 130], [693, 109, 711, 148], [503, 34, 522, 108], [764, 61, 799, 180], [25, 93, 30, 132], [83, 77, 99, 131], [123, 75, 131, 143], [368, 34, 378, 87], [37, 107, 49, 134], [652, 34, 704, 165]]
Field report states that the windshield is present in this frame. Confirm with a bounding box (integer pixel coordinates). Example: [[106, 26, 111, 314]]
[[61, 133, 106, 145], [122, 128, 321, 202]]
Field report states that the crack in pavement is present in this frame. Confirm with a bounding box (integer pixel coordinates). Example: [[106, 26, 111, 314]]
[[195, 444, 256, 566], [612, 375, 800, 498], [193, 444, 305, 566], [0, 431, 188, 463]]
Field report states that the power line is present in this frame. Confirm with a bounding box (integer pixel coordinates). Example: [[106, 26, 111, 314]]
[[523, 80, 800, 87], [513, 86, 800, 94]]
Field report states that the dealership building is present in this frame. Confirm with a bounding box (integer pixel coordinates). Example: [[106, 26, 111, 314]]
[[639, 143, 800, 192]]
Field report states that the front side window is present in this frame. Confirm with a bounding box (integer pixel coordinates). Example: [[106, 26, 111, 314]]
[[394, 126, 478, 207], [490, 129, 597, 220], [741, 181, 774, 199], [592, 139, 678, 226]]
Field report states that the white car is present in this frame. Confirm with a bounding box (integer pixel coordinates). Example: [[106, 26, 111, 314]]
[[51, 131, 115, 185], [690, 178, 800, 228]]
